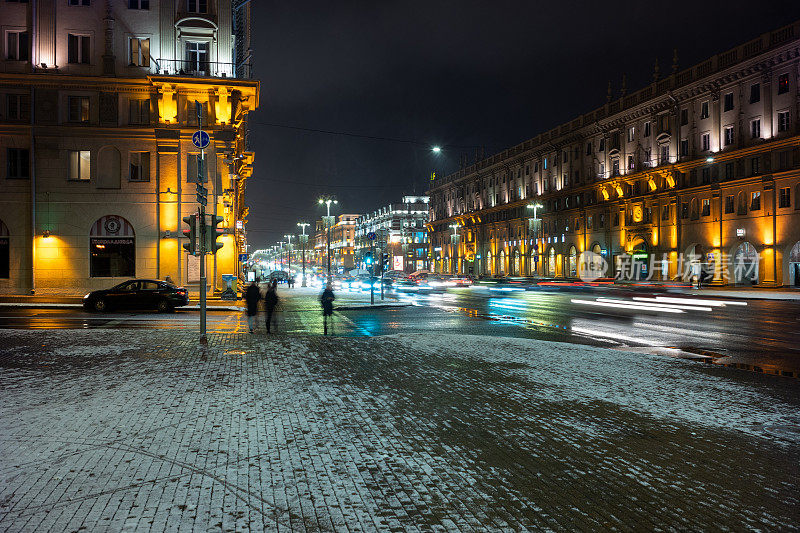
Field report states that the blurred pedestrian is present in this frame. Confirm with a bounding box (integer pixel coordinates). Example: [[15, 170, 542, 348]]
[[245, 279, 261, 333], [164, 275, 174, 285], [320, 282, 335, 335], [264, 280, 279, 333]]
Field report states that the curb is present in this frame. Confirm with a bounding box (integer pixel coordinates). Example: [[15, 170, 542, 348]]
[[672, 347, 800, 380], [335, 303, 410, 311]]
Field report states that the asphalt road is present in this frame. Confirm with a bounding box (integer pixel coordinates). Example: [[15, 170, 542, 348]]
[[1, 286, 798, 372]]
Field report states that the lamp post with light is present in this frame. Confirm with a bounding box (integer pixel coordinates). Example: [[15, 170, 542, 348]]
[[318, 197, 338, 281], [284, 234, 294, 282], [527, 202, 543, 276], [297, 222, 310, 286]]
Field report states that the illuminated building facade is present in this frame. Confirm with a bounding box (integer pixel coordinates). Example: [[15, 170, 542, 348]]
[[0, 0, 259, 295], [354, 195, 430, 273], [428, 21, 800, 286]]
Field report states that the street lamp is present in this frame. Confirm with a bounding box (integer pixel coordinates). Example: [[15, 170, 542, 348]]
[[318, 197, 338, 281], [431, 146, 442, 154], [449, 223, 460, 274], [527, 203, 543, 276], [284, 234, 294, 279], [297, 222, 310, 286]]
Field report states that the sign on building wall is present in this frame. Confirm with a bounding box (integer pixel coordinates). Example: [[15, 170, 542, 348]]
[[393, 256, 403, 271]]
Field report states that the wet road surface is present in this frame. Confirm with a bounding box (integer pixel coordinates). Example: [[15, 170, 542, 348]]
[[1, 286, 798, 372]]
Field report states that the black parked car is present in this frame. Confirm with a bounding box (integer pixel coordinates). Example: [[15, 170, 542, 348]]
[[83, 279, 189, 312]]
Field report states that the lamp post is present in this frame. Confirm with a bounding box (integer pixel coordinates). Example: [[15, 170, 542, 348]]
[[318, 197, 338, 281], [297, 222, 310, 286], [449, 223, 460, 274], [527, 202, 543, 276], [278, 241, 286, 271], [284, 234, 294, 281]]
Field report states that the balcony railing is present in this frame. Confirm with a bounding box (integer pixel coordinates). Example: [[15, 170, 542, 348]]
[[153, 59, 252, 79]]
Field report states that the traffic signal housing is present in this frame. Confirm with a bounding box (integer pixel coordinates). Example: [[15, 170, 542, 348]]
[[182, 214, 197, 255], [382, 253, 389, 268], [364, 252, 373, 266], [205, 215, 225, 254]]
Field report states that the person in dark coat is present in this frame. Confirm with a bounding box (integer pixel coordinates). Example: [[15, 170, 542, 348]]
[[320, 282, 335, 335], [264, 280, 279, 333], [245, 280, 261, 333]]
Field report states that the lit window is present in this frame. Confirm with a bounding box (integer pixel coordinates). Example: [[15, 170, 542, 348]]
[[724, 126, 735, 146], [68, 96, 90, 122], [777, 73, 789, 95], [69, 150, 91, 181], [129, 37, 150, 67], [750, 191, 761, 211], [701, 132, 710, 151]]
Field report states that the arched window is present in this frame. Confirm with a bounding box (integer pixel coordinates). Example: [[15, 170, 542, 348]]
[[90, 215, 135, 277], [548, 247, 556, 277], [486, 250, 493, 275], [733, 242, 758, 285], [737, 191, 747, 215], [568, 245, 578, 277], [690, 197, 699, 220], [0, 219, 8, 279]]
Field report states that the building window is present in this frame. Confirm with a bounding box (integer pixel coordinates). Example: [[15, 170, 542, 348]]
[[701, 198, 710, 216], [778, 187, 790, 208], [751, 157, 760, 175], [680, 108, 688, 125], [680, 139, 688, 156], [585, 142, 592, 155], [129, 152, 150, 181], [627, 126, 635, 142], [184, 41, 209, 74], [627, 155, 634, 170], [69, 0, 91, 4], [611, 158, 619, 177], [724, 125, 735, 146], [749, 83, 760, 104], [725, 162, 734, 180], [778, 73, 789, 95], [700, 101, 709, 119], [6, 93, 30, 121], [67, 33, 91, 64], [737, 192, 747, 215], [129, 37, 150, 67], [6, 30, 29, 61], [659, 115, 669, 132], [701, 167, 710, 184], [129, 98, 148, 125], [724, 92, 734, 112], [68, 96, 90, 122], [598, 162, 604, 177], [660, 144, 669, 164], [725, 195, 734, 214], [90, 217, 135, 278], [701, 132, 710, 151], [643, 121, 651, 137], [644, 148, 651, 166], [777, 111, 790, 132], [69, 150, 91, 180], [6, 148, 29, 179], [128, 0, 149, 8], [543, 157, 548, 170], [750, 191, 761, 211], [750, 119, 761, 139], [187, 0, 207, 13], [598, 138, 605, 152], [661, 205, 669, 221], [681, 202, 689, 220]]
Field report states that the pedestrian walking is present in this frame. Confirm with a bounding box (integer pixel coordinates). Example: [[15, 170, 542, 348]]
[[264, 280, 279, 333], [245, 279, 261, 333], [320, 282, 335, 335]]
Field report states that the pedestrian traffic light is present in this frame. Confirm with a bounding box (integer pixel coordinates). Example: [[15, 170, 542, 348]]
[[205, 215, 225, 254], [182, 214, 197, 255]]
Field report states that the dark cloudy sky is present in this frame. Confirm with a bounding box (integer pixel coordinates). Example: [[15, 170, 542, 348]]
[[245, 0, 798, 247]]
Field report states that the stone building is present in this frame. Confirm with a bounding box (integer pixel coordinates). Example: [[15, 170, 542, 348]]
[[354, 195, 429, 273], [428, 21, 800, 286], [0, 0, 259, 295]]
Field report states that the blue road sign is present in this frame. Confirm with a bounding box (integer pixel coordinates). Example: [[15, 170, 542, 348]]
[[238, 253, 248, 262], [367, 231, 376, 240], [192, 130, 210, 150]]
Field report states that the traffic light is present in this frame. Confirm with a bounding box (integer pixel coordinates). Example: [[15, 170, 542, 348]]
[[382, 253, 389, 267], [205, 215, 225, 254], [182, 214, 197, 255], [364, 252, 373, 265]]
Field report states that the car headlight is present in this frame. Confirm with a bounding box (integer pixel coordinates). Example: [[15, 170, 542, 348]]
[[83, 293, 91, 299]]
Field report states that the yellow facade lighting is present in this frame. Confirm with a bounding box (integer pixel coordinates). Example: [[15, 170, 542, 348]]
[[157, 84, 177, 123], [215, 86, 231, 124]]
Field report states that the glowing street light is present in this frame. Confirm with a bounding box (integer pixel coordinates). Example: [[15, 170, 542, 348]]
[[318, 197, 339, 280], [431, 146, 442, 154]]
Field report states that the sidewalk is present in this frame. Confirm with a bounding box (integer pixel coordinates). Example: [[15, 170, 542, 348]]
[[0, 329, 797, 531], [665, 286, 800, 300]]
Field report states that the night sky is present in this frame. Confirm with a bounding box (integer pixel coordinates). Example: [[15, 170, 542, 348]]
[[246, 1, 797, 247]]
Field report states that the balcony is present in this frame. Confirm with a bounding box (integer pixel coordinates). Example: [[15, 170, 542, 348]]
[[153, 59, 252, 79]]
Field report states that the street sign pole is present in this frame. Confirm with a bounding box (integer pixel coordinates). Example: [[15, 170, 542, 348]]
[[370, 241, 375, 305]]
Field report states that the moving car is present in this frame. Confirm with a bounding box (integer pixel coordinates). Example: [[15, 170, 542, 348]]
[[83, 279, 189, 312]]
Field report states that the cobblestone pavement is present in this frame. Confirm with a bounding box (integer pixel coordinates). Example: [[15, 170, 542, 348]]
[[0, 329, 798, 532]]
